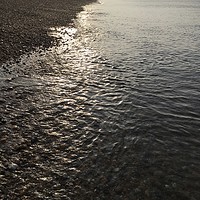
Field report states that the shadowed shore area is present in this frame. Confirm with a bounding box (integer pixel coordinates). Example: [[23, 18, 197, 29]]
[[0, 0, 95, 65]]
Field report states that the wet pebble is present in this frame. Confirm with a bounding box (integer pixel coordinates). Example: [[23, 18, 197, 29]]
[[0, 118, 7, 125], [153, 170, 163, 177], [114, 167, 120, 172], [8, 163, 18, 171], [135, 188, 141, 194], [0, 98, 6, 104]]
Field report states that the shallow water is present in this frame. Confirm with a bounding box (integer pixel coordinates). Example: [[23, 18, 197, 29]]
[[1, 0, 200, 199]]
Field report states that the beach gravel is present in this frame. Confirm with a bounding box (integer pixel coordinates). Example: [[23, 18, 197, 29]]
[[0, 0, 95, 65]]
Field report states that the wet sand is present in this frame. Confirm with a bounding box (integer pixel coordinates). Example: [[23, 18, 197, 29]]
[[0, 0, 95, 65]]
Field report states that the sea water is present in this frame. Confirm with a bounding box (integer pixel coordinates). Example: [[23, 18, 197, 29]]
[[1, 0, 200, 199]]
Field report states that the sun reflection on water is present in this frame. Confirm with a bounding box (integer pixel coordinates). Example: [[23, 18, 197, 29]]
[[48, 26, 77, 41], [46, 8, 100, 72]]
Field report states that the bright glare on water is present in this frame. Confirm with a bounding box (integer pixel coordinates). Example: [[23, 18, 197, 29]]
[[1, 0, 200, 199]]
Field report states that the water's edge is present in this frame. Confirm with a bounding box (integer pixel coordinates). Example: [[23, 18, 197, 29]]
[[0, 0, 200, 199]]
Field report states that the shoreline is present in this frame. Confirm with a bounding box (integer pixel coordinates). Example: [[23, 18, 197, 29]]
[[0, 0, 96, 66]]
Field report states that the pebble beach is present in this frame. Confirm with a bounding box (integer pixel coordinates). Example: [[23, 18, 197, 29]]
[[0, 0, 95, 65]]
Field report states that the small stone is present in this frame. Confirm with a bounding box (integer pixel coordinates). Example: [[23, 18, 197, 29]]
[[0, 118, 7, 125], [154, 170, 163, 176], [8, 163, 18, 171], [172, 183, 177, 188], [114, 168, 120, 172], [0, 99, 6, 104], [145, 190, 150, 197], [135, 188, 141, 194]]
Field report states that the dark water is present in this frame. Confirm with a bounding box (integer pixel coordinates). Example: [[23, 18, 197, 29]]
[[1, 0, 200, 199]]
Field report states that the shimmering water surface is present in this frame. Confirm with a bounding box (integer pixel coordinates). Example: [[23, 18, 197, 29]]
[[1, 0, 200, 199]]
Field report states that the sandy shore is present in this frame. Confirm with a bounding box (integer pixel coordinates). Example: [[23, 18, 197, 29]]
[[0, 0, 95, 65]]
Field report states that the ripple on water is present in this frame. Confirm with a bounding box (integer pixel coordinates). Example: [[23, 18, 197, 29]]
[[1, 1, 200, 199]]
